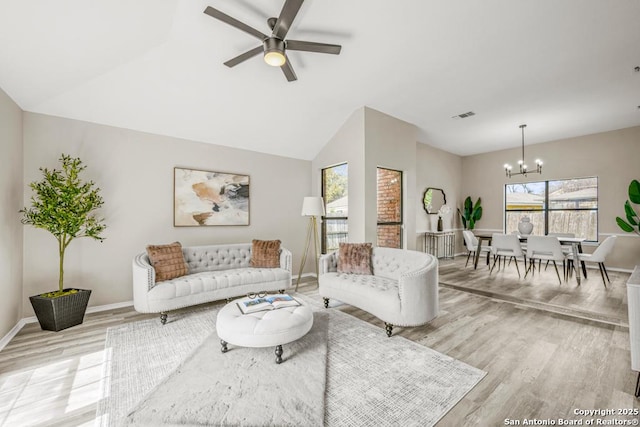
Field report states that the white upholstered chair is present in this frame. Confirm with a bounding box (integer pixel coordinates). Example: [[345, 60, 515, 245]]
[[548, 232, 575, 253], [462, 230, 491, 268], [319, 247, 439, 337], [572, 235, 617, 287], [490, 233, 526, 277], [525, 236, 568, 284]]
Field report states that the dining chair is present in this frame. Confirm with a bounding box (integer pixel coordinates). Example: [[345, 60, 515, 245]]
[[462, 230, 491, 268], [525, 236, 568, 284], [570, 235, 617, 287], [548, 232, 574, 252], [490, 233, 526, 277]]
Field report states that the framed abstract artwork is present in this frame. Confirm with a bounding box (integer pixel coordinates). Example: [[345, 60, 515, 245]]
[[174, 167, 250, 226]]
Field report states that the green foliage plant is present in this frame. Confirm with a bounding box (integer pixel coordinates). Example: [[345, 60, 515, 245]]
[[616, 179, 640, 236], [20, 154, 106, 296], [458, 196, 483, 230]]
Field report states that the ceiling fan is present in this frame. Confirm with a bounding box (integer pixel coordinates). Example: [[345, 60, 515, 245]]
[[203, 0, 342, 82]]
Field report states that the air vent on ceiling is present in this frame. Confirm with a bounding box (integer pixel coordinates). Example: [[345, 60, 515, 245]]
[[452, 111, 476, 119]]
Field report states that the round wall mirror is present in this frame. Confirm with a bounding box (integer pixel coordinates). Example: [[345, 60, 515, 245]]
[[423, 187, 446, 214]]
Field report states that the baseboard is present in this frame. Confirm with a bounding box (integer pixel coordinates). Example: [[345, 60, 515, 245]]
[[0, 299, 135, 352], [0, 319, 27, 352], [86, 300, 134, 314]]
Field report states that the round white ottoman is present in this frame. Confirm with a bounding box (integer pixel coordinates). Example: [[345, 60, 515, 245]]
[[216, 298, 313, 364]]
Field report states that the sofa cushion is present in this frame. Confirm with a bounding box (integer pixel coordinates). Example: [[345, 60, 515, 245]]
[[337, 243, 373, 275], [146, 242, 189, 282], [250, 239, 281, 268], [319, 272, 401, 319], [148, 267, 291, 301]]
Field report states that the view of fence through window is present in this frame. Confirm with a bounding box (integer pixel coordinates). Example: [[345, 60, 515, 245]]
[[505, 177, 598, 241], [322, 163, 348, 253]]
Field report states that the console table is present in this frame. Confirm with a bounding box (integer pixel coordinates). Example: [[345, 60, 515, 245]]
[[423, 231, 455, 259], [627, 265, 640, 396]]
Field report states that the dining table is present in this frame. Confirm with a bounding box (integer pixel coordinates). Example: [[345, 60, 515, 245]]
[[472, 233, 494, 270], [472, 233, 587, 285]]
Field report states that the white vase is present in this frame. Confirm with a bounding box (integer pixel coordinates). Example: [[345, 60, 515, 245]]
[[518, 217, 534, 235]]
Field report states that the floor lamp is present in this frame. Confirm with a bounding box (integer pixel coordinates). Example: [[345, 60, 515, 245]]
[[296, 196, 325, 291]]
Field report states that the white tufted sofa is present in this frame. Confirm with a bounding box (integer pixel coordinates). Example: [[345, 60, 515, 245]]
[[318, 247, 439, 337], [133, 243, 292, 324]]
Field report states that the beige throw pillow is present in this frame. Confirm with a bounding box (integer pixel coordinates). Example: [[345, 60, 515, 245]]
[[250, 239, 281, 268], [337, 242, 373, 275], [146, 242, 189, 282]]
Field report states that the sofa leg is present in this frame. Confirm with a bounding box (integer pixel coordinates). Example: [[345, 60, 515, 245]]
[[385, 322, 394, 337], [275, 345, 283, 364], [278, 289, 285, 294], [323, 298, 329, 309], [220, 339, 228, 353], [160, 312, 168, 325]]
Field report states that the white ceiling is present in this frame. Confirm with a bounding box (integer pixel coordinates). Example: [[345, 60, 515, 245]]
[[1, 0, 639, 160]]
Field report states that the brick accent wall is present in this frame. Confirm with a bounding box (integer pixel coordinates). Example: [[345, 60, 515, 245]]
[[377, 168, 402, 248]]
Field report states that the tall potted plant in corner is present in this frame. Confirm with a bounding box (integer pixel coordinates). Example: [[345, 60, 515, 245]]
[[458, 196, 482, 230], [20, 154, 106, 331]]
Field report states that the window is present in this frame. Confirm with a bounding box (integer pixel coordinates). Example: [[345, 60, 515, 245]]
[[505, 177, 598, 241], [377, 167, 403, 248], [321, 164, 348, 253]]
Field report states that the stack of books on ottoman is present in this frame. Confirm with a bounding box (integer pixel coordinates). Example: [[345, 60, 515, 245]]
[[236, 294, 300, 314]]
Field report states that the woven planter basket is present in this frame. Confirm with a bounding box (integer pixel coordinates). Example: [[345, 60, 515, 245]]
[[29, 289, 92, 332]]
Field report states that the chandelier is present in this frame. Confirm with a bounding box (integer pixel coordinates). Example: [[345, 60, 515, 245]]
[[504, 124, 543, 178]]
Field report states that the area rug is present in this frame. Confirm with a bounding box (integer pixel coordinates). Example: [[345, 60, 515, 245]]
[[96, 295, 486, 426], [126, 312, 329, 426]]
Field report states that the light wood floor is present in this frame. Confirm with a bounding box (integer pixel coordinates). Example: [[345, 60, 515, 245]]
[[0, 257, 638, 426]]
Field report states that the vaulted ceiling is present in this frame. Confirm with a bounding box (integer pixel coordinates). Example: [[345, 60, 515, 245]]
[[1, 0, 639, 160]]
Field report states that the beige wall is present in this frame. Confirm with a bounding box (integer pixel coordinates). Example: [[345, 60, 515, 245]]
[[364, 108, 419, 250], [22, 113, 311, 313], [461, 126, 640, 270], [0, 87, 23, 338], [312, 107, 421, 250], [415, 142, 464, 253], [312, 108, 366, 243]]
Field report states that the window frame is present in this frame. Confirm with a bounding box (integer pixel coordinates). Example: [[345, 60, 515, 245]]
[[504, 177, 598, 242], [321, 163, 348, 254]]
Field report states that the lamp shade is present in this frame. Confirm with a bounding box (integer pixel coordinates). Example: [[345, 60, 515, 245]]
[[301, 196, 325, 217]]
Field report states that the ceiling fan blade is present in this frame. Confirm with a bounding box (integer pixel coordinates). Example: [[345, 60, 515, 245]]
[[272, 0, 304, 40], [281, 56, 297, 82], [224, 46, 263, 68], [204, 6, 268, 41], [286, 40, 341, 55]]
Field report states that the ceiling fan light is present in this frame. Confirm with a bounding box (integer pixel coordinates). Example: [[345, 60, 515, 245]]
[[264, 51, 286, 66], [263, 38, 286, 67]]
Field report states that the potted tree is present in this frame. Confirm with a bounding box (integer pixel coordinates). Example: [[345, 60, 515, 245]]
[[20, 154, 106, 331]]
